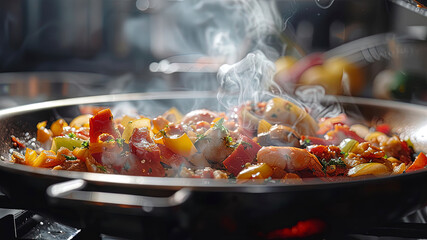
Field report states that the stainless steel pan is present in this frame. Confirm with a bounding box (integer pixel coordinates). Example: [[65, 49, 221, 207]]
[[0, 91, 427, 239]]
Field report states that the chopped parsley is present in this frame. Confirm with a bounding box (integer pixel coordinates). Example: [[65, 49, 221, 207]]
[[213, 118, 228, 133], [241, 141, 252, 150], [320, 157, 346, 173], [116, 138, 124, 148], [196, 133, 208, 142], [68, 133, 77, 138], [81, 141, 89, 149], [97, 165, 107, 172], [62, 154, 77, 160]]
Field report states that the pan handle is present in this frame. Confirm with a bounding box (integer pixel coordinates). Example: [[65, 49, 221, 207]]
[[46, 179, 191, 209]]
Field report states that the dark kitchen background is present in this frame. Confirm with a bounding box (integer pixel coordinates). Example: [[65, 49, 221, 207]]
[[0, 0, 427, 109]]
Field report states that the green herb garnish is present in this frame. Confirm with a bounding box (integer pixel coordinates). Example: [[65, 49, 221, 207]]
[[213, 118, 228, 133], [116, 138, 124, 148], [68, 133, 77, 138], [62, 154, 77, 160], [81, 141, 89, 149], [97, 165, 107, 172]]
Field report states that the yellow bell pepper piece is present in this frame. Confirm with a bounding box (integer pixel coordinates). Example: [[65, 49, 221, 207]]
[[236, 163, 273, 180], [25, 148, 38, 166], [339, 138, 359, 154], [122, 118, 152, 143], [69, 114, 92, 129], [163, 133, 197, 157], [120, 115, 137, 126], [72, 147, 91, 159], [348, 163, 391, 177], [31, 151, 48, 168], [257, 119, 272, 135]]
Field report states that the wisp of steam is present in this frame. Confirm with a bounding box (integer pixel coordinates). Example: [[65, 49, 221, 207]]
[[216, 0, 344, 123]]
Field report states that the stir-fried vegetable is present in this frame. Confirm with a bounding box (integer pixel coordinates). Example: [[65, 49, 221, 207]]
[[9, 97, 427, 183]]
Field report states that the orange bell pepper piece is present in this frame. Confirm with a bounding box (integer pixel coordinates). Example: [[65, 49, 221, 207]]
[[406, 152, 427, 173], [50, 119, 68, 137], [37, 121, 52, 143]]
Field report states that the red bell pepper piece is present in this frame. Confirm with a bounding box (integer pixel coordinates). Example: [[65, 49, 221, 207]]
[[406, 152, 427, 173], [325, 125, 365, 145], [241, 135, 261, 159], [376, 124, 391, 135], [89, 109, 120, 143], [223, 135, 261, 176], [129, 128, 161, 164], [301, 135, 333, 146]]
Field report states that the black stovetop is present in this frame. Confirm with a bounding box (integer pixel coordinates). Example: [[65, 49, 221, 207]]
[[0, 206, 427, 240]]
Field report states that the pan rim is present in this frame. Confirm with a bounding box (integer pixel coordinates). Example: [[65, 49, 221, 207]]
[[1, 91, 427, 191]]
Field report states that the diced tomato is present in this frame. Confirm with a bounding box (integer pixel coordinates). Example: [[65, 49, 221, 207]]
[[223, 144, 252, 176], [375, 124, 391, 135], [223, 135, 261, 176], [241, 135, 262, 159], [129, 128, 161, 164], [307, 145, 342, 161], [325, 125, 365, 145], [89, 109, 120, 143], [158, 144, 186, 167], [406, 152, 427, 173], [119, 153, 165, 177]]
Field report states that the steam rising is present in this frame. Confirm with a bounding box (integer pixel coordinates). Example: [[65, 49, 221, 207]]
[[216, 0, 343, 122], [217, 51, 278, 110]]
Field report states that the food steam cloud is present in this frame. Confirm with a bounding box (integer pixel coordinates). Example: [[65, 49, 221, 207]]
[[215, 0, 344, 133]]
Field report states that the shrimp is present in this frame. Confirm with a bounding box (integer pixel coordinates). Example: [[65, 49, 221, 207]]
[[257, 146, 324, 177]]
